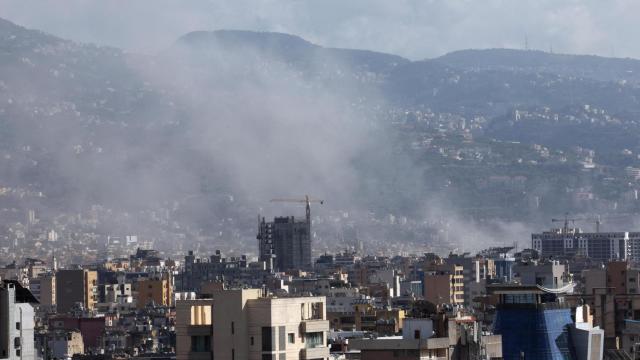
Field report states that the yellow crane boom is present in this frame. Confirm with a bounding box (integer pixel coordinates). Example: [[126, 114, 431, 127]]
[[269, 195, 324, 222]]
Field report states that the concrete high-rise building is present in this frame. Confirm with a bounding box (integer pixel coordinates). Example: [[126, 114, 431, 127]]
[[0, 281, 37, 360], [258, 204, 312, 271], [55, 269, 97, 313], [532, 227, 640, 261]]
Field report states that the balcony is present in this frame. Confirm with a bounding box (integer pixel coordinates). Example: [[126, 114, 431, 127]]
[[300, 346, 329, 359], [301, 319, 329, 333]]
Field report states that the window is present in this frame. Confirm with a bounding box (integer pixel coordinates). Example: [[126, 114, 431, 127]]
[[303, 332, 323, 349], [261, 327, 273, 351], [250, 336, 254, 346], [231, 321, 235, 334], [311, 302, 323, 320], [414, 330, 421, 339], [231, 348, 235, 360], [15, 322, 20, 330], [288, 333, 295, 344], [190, 336, 211, 352]]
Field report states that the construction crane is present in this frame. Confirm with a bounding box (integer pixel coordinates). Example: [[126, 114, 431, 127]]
[[551, 213, 582, 233], [552, 213, 632, 233], [587, 214, 632, 233], [270, 195, 324, 224]]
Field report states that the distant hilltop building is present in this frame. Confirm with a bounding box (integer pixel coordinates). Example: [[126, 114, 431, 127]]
[[532, 226, 640, 262]]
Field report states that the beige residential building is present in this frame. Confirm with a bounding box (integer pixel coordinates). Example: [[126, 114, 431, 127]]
[[136, 278, 173, 309], [55, 269, 97, 313], [212, 289, 330, 360], [176, 297, 213, 360], [176, 288, 330, 360], [423, 264, 464, 306]]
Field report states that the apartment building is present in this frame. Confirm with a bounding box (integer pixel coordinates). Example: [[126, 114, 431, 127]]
[[0, 281, 37, 360], [176, 288, 330, 360], [28, 274, 55, 307], [136, 278, 173, 309], [55, 269, 97, 313], [176, 296, 213, 360], [423, 264, 464, 307], [212, 289, 329, 360]]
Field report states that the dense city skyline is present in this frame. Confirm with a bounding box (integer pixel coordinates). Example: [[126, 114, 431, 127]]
[[0, 4, 639, 359]]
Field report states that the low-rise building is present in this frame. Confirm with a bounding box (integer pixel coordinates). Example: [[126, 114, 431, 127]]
[[48, 330, 84, 359], [350, 317, 502, 360]]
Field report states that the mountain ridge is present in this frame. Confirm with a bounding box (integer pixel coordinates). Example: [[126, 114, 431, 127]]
[[1, 16, 640, 226]]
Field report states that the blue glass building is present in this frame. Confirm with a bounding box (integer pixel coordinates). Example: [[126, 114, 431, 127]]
[[491, 285, 574, 360]]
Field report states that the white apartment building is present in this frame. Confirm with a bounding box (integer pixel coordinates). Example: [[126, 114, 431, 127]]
[[0, 281, 36, 360]]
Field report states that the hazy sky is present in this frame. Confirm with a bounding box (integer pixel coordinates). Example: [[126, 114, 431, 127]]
[[1, 0, 638, 60]]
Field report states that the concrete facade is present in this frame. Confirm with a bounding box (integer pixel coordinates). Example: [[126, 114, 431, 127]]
[[423, 265, 464, 306], [176, 298, 213, 360], [136, 278, 173, 309], [258, 215, 312, 272], [513, 260, 567, 288], [28, 274, 55, 306], [55, 269, 97, 313], [212, 289, 329, 360], [532, 228, 640, 261], [48, 330, 84, 359], [0, 282, 36, 360]]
